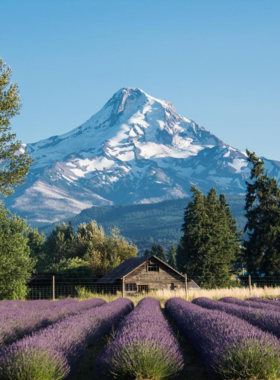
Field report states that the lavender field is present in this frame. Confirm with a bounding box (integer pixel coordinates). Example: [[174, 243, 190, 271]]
[[1, 296, 280, 379]]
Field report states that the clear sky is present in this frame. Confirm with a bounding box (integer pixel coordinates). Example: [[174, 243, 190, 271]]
[[1, 0, 279, 160]]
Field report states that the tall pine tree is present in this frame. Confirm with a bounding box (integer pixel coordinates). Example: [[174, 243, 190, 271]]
[[168, 244, 177, 268], [178, 186, 240, 288], [244, 150, 280, 276], [151, 242, 158, 256], [157, 244, 167, 262]]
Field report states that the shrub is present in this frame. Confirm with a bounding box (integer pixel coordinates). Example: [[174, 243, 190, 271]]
[[0, 298, 105, 349], [96, 297, 184, 379], [0, 299, 133, 380], [193, 296, 280, 339], [166, 297, 280, 379]]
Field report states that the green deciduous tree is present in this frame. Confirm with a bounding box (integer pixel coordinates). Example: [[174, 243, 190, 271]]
[[178, 186, 241, 288], [0, 202, 35, 299], [0, 57, 33, 197], [40, 220, 137, 277], [84, 226, 137, 277], [243, 150, 280, 276], [26, 227, 46, 272], [0, 56, 34, 299], [47, 257, 92, 284], [43, 221, 75, 265]]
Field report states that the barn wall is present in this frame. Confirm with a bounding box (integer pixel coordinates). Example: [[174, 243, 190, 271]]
[[125, 257, 185, 291]]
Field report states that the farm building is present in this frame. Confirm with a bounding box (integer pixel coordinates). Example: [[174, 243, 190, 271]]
[[95, 254, 199, 294]]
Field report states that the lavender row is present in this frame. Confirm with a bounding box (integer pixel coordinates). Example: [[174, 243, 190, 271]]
[[219, 296, 280, 312], [166, 297, 280, 379], [0, 298, 106, 349], [0, 299, 79, 324], [0, 298, 133, 380], [96, 297, 184, 379], [247, 297, 280, 305], [0, 298, 77, 310], [193, 297, 280, 340], [0, 299, 78, 319]]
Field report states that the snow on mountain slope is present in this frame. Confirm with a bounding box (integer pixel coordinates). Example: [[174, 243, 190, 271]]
[[7, 88, 280, 224]]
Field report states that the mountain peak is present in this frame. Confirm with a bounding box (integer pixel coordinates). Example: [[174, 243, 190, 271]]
[[27, 87, 221, 169], [107, 87, 175, 114], [10, 88, 280, 225]]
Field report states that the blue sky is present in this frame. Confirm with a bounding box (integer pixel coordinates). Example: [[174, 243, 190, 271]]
[[1, 0, 279, 160]]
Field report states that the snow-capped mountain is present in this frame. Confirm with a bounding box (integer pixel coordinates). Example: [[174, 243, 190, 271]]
[[7, 88, 280, 224]]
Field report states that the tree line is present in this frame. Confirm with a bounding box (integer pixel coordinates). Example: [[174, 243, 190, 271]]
[[174, 150, 280, 288], [28, 221, 137, 277]]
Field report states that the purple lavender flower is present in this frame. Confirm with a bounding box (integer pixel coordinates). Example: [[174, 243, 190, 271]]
[[220, 296, 280, 312], [96, 297, 184, 379], [0, 298, 77, 311], [0, 299, 133, 380], [247, 297, 280, 306], [0, 298, 106, 349], [193, 296, 280, 340], [166, 297, 280, 379]]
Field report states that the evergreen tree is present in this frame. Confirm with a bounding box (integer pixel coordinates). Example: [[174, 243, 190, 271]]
[[144, 249, 150, 256], [176, 240, 184, 272], [178, 186, 208, 280], [168, 244, 177, 268], [0, 57, 33, 197], [178, 186, 240, 288], [0, 202, 35, 299], [151, 242, 158, 256], [243, 150, 280, 275], [157, 244, 167, 262]]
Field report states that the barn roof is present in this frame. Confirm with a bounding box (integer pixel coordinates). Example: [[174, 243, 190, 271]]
[[95, 255, 185, 284]]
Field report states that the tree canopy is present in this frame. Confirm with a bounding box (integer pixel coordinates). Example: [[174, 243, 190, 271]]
[[0, 56, 34, 299], [0, 202, 35, 299], [0, 57, 33, 197], [30, 220, 138, 278], [243, 150, 280, 276], [168, 244, 177, 269], [177, 186, 241, 288]]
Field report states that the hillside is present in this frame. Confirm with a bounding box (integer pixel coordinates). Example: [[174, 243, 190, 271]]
[[40, 194, 246, 251]]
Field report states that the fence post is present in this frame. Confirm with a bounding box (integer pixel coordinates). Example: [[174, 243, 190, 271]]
[[249, 275, 252, 296], [185, 274, 188, 300], [122, 276, 125, 298], [52, 275, 55, 301]]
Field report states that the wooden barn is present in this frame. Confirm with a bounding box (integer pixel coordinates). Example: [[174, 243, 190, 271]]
[[95, 254, 199, 294]]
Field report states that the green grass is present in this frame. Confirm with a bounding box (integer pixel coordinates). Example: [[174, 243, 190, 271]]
[[0, 350, 68, 380], [218, 339, 280, 380]]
